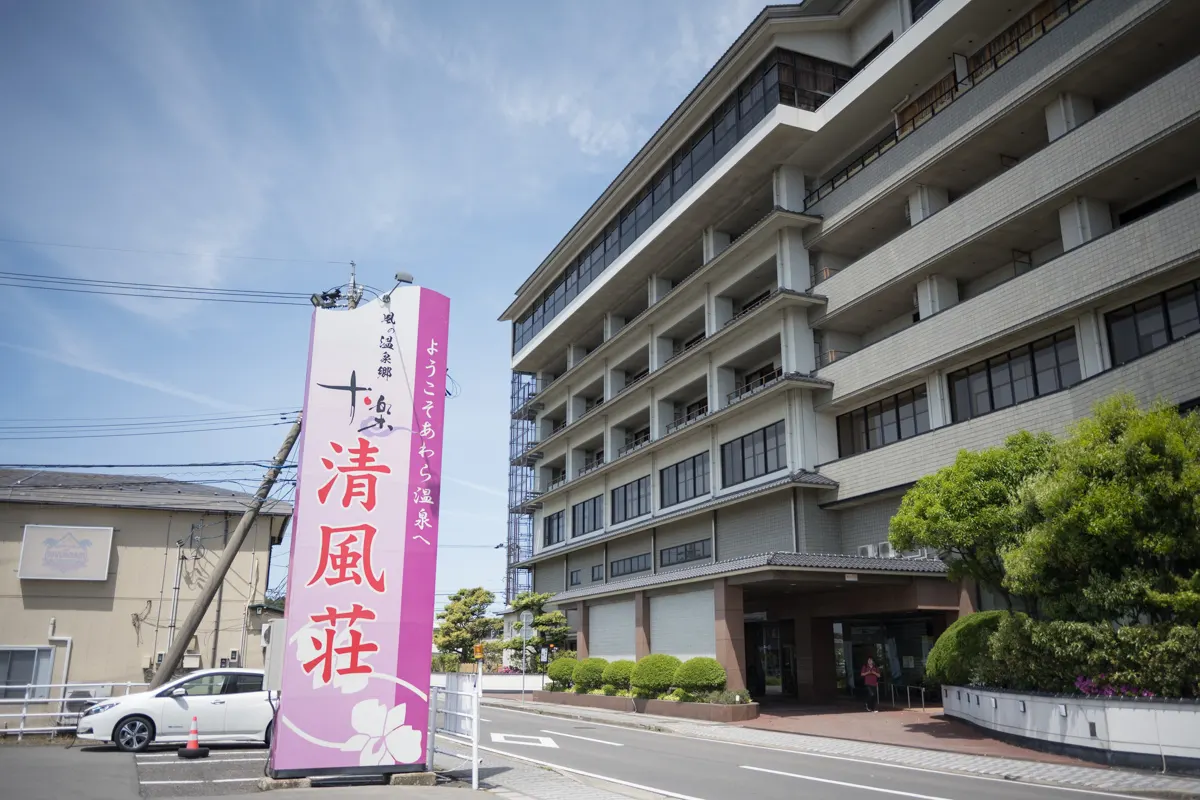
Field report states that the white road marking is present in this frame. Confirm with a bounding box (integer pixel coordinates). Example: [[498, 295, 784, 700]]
[[742, 766, 955, 799], [460, 741, 706, 800], [479, 718, 492, 722], [490, 732, 558, 748], [139, 757, 265, 766], [140, 778, 258, 786], [484, 705, 1151, 800], [540, 729, 623, 747]]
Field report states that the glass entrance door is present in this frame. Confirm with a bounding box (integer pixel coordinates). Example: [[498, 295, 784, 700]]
[[745, 621, 797, 698]]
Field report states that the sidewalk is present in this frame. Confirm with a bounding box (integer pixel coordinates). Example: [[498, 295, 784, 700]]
[[483, 697, 1200, 797]]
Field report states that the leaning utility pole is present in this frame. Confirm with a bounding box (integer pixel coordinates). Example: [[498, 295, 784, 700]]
[[149, 416, 302, 689]]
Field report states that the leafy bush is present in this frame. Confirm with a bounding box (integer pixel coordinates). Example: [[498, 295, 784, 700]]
[[674, 657, 727, 693], [977, 614, 1200, 697], [703, 690, 751, 705], [631, 654, 682, 696], [431, 653, 461, 673], [601, 683, 618, 696], [547, 656, 577, 687], [924, 611, 1004, 686], [601, 659, 635, 690], [572, 658, 609, 692], [546, 681, 567, 692]]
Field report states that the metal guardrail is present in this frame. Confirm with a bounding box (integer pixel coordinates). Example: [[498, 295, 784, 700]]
[[1, 682, 147, 740], [428, 667, 481, 790], [803, 0, 1089, 210], [666, 406, 709, 434], [888, 683, 928, 712], [617, 432, 651, 457], [726, 367, 783, 404], [817, 349, 855, 368]]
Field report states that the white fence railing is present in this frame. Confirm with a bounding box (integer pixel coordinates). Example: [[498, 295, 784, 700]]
[[428, 667, 481, 790], [0, 682, 147, 740], [430, 672, 546, 693]]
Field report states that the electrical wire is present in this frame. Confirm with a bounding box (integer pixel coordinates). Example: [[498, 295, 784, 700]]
[[0, 407, 298, 423], [0, 461, 297, 469], [0, 279, 312, 306], [0, 236, 349, 265], [0, 419, 293, 441], [0, 270, 312, 297], [0, 410, 299, 433]]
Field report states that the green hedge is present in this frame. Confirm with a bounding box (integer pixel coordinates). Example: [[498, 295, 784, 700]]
[[547, 656, 577, 686], [631, 654, 681, 696], [601, 660, 635, 690], [674, 657, 727, 693], [572, 658, 609, 692], [925, 611, 1004, 686]]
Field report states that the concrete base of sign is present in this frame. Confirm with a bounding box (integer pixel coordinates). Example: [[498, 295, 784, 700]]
[[389, 771, 438, 786], [257, 776, 312, 791]]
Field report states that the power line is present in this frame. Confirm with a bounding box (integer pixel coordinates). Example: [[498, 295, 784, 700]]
[[0, 419, 293, 441], [0, 410, 299, 433], [0, 236, 348, 265], [0, 279, 312, 306], [0, 461, 297, 469], [0, 270, 312, 298], [0, 407, 298, 423]]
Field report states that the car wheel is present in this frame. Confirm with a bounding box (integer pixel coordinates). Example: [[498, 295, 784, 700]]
[[115, 716, 154, 753], [264, 721, 273, 747]]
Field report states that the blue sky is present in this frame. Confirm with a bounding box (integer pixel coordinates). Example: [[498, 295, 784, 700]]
[[0, 0, 761, 612]]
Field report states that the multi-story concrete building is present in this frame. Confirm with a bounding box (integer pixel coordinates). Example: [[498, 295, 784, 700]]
[[500, 0, 1200, 699]]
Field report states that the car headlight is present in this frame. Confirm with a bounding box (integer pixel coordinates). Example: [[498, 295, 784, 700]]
[[83, 702, 118, 718]]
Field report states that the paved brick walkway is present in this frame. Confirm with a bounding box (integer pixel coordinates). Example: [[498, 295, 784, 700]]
[[484, 697, 1200, 797]]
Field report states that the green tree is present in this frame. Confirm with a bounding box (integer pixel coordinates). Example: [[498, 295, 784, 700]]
[[501, 591, 570, 672], [889, 430, 1056, 609], [1006, 395, 1200, 624], [433, 587, 502, 662]]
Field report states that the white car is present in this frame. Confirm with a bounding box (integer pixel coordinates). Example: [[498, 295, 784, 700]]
[[76, 668, 275, 752]]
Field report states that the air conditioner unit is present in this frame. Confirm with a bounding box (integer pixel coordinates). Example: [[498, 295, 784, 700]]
[[877, 542, 895, 558], [857, 544, 877, 558], [901, 547, 931, 559], [181, 653, 202, 670], [261, 622, 273, 649]]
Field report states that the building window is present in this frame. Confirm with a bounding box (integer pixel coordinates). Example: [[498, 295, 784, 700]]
[[543, 511, 564, 547], [610, 553, 652, 578], [910, 0, 940, 23], [836, 385, 930, 457], [591, 564, 604, 582], [660, 452, 710, 508], [660, 538, 712, 568], [0, 647, 54, 699], [949, 329, 1081, 423], [1106, 279, 1200, 368], [571, 495, 604, 537], [611, 476, 651, 524], [511, 48, 861, 355], [569, 569, 581, 587], [720, 420, 786, 488]]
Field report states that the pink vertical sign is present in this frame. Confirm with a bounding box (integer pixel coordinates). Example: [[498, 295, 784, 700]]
[[271, 287, 449, 779]]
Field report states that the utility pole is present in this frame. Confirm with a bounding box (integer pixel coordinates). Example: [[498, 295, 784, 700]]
[[149, 416, 302, 689], [347, 260, 362, 310]]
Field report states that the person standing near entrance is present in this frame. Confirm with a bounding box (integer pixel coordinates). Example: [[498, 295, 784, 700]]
[[860, 657, 881, 712]]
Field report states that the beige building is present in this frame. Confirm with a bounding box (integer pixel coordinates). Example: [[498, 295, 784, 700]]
[[0, 470, 291, 695]]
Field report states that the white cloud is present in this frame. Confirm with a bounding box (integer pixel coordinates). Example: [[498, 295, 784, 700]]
[[444, 476, 507, 499], [0, 341, 243, 412]]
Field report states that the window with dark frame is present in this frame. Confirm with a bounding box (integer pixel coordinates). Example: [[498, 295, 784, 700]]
[[610, 553, 652, 578], [543, 511, 564, 547], [511, 47, 862, 354], [836, 385, 930, 458], [591, 564, 604, 582], [1106, 279, 1200, 368], [720, 420, 786, 488], [660, 451, 711, 508], [571, 495, 604, 537], [948, 329, 1081, 423], [1116, 180, 1199, 227], [611, 476, 651, 524], [569, 569, 581, 587], [660, 538, 712, 568]]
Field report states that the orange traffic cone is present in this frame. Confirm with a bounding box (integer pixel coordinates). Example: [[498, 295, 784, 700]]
[[178, 715, 210, 759]]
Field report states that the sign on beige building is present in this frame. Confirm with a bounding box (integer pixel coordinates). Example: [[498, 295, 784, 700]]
[[0, 470, 291, 696]]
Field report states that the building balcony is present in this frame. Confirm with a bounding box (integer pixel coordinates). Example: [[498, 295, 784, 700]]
[[616, 430, 652, 458], [818, 332, 1200, 502], [578, 454, 605, 478], [726, 366, 783, 405], [818, 189, 1200, 410], [665, 402, 710, 435]]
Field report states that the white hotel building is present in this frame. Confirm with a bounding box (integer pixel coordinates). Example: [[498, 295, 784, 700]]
[[500, 0, 1200, 698]]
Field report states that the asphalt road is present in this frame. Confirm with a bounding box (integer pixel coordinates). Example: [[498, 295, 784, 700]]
[[131, 745, 267, 798], [464, 705, 1142, 800]]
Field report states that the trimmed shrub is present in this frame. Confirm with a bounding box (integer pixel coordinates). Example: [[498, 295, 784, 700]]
[[631, 654, 682, 697], [431, 653, 461, 673], [924, 610, 1004, 686], [547, 656, 577, 687], [572, 657, 609, 693], [674, 657, 727, 693], [601, 659, 635, 690]]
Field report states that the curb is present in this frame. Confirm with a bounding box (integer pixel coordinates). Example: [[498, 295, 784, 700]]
[[482, 700, 674, 733]]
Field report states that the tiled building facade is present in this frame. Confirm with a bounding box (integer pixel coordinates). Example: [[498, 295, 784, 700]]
[[501, 0, 1200, 698]]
